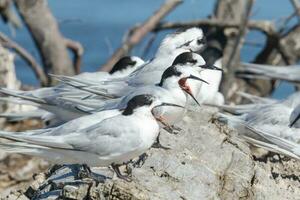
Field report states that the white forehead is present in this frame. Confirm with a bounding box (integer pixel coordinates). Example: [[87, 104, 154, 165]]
[[175, 65, 198, 75], [193, 53, 206, 65], [130, 56, 144, 66], [176, 27, 204, 40], [160, 27, 204, 49]]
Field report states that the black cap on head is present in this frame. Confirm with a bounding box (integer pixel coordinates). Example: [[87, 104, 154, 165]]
[[122, 94, 154, 115], [172, 52, 197, 66], [158, 66, 182, 87], [109, 56, 137, 74]]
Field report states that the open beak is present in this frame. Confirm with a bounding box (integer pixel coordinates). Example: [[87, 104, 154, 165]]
[[184, 87, 201, 107], [199, 64, 223, 72], [179, 77, 203, 107]]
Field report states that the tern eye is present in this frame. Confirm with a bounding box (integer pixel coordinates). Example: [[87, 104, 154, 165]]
[[197, 38, 205, 45], [189, 59, 197, 64], [129, 61, 137, 66]]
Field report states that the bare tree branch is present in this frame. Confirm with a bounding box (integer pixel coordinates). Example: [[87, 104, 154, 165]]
[[142, 33, 157, 57], [290, 0, 300, 21], [100, 0, 182, 72], [219, 0, 253, 102], [64, 38, 84, 74], [154, 19, 276, 37], [14, 0, 75, 85], [278, 11, 297, 33], [0, 0, 21, 28], [224, 0, 254, 70], [0, 32, 48, 86]]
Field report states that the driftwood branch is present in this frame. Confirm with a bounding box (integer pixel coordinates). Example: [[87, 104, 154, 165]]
[[0, 32, 48, 86], [100, 0, 182, 72], [224, 0, 254, 70], [14, 0, 75, 85], [154, 19, 276, 37], [290, 0, 300, 20], [0, 0, 21, 28], [64, 38, 84, 74], [142, 33, 157, 57]]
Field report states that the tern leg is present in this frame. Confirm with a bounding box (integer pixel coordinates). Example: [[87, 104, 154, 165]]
[[49, 164, 65, 174], [163, 125, 181, 134], [156, 116, 175, 133], [111, 164, 132, 182], [171, 125, 182, 132], [152, 132, 171, 150], [76, 164, 107, 182], [163, 126, 175, 134], [132, 153, 149, 168], [74, 164, 93, 180]]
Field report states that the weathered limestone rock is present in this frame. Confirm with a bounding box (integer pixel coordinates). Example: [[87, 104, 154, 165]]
[[2, 107, 300, 200], [0, 44, 20, 128], [0, 45, 48, 197]]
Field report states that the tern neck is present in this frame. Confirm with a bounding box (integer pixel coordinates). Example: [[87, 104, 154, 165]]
[[122, 106, 152, 118]]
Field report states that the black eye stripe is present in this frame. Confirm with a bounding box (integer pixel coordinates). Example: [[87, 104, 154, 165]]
[[197, 37, 206, 45], [190, 59, 197, 64], [176, 39, 194, 49], [129, 61, 137, 66]]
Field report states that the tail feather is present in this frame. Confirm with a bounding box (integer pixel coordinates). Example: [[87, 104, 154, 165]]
[[212, 104, 258, 115], [0, 143, 41, 155], [236, 62, 300, 83], [50, 74, 98, 86], [0, 110, 49, 121], [242, 136, 300, 159], [0, 131, 72, 150], [245, 125, 300, 159], [0, 88, 46, 104], [0, 97, 39, 106], [58, 97, 101, 109], [53, 79, 117, 99], [216, 112, 245, 128], [236, 91, 275, 104]]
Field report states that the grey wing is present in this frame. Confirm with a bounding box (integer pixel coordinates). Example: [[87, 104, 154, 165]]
[[68, 117, 142, 157], [245, 104, 291, 126], [237, 62, 300, 83]]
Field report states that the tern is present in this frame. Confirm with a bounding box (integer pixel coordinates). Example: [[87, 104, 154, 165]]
[[0, 52, 216, 127], [217, 91, 300, 159], [63, 64, 208, 127], [0, 94, 184, 180], [75, 56, 144, 81], [51, 27, 207, 94], [55, 51, 218, 101], [0, 56, 144, 124], [197, 43, 224, 105], [53, 52, 218, 124], [0, 27, 206, 124]]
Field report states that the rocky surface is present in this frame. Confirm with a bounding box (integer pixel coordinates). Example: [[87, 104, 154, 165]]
[[1, 107, 299, 199]]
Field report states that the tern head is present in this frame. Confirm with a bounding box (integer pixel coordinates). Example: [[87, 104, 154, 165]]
[[172, 52, 223, 72], [109, 56, 144, 75], [158, 66, 208, 106], [156, 27, 205, 55], [122, 94, 184, 116]]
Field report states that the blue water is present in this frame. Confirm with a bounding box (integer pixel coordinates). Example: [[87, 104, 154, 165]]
[[0, 0, 297, 99]]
